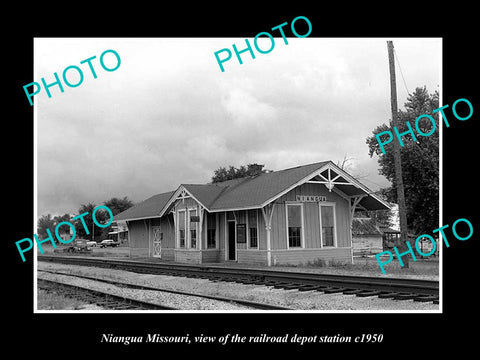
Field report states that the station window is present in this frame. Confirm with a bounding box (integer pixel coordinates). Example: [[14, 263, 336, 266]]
[[286, 204, 303, 248], [190, 229, 197, 248], [248, 209, 258, 248], [207, 229, 216, 248], [207, 212, 216, 249], [178, 210, 185, 248], [320, 205, 335, 247], [189, 209, 197, 249]]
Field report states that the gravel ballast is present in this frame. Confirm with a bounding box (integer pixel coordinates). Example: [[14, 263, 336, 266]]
[[37, 271, 252, 311], [37, 262, 440, 311]]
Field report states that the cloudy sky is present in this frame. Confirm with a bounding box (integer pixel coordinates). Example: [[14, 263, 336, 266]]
[[34, 37, 441, 217]]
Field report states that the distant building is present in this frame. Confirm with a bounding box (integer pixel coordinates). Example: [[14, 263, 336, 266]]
[[108, 221, 128, 244], [351, 217, 383, 257], [57, 221, 74, 243], [380, 227, 438, 257], [380, 226, 401, 251]]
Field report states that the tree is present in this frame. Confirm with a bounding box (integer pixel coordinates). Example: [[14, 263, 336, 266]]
[[53, 213, 72, 225], [366, 86, 439, 235], [211, 163, 267, 183], [37, 213, 73, 244], [336, 154, 355, 172], [101, 197, 134, 240], [53, 213, 73, 241], [336, 153, 370, 180], [104, 196, 134, 215], [37, 214, 55, 240], [74, 203, 103, 241], [244, 163, 265, 177]]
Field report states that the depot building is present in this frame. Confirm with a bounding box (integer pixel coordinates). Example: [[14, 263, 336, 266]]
[[113, 161, 390, 266]]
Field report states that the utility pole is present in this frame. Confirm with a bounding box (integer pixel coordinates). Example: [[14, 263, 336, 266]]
[[387, 41, 409, 268]]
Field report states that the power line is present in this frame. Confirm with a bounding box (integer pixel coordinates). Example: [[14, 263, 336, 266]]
[[361, 177, 388, 189], [393, 48, 410, 96]]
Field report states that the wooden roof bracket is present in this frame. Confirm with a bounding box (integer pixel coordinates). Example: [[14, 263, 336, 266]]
[[350, 195, 367, 218]]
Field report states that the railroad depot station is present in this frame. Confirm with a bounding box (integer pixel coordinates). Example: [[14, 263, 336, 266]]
[[114, 161, 390, 266]]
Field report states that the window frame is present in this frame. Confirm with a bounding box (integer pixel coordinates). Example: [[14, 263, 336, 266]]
[[177, 209, 186, 248], [206, 211, 217, 249], [319, 202, 337, 248], [247, 209, 259, 249], [207, 228, 216, 249], [188, 208, 198, 249], [285, 202, 305, 249]]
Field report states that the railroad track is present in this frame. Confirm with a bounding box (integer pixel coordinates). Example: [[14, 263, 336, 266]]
[[37, 269, 289, 310], [38, 278, 176, 310], [38, 255, 440, 304]]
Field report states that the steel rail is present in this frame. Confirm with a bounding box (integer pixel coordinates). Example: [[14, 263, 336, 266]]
[[37, 269, 290, 310], [38, 255, 439, 303], [37, 278, 176, 310]]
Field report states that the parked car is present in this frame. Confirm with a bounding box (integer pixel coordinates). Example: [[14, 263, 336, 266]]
[[99, 239, 119, 248], [54, 239, 92, 254], [86, 241, 97, 247]]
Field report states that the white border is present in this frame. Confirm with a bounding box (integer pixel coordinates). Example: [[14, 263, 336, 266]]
[[34, 37, 442, 314], [33, 37, 38, 312], [438, 37, 443, 313]]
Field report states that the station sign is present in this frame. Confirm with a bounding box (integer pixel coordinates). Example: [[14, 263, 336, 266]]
[[296, 195, 327, 202]]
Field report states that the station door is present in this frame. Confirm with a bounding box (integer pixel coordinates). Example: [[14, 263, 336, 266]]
[[152, 227, 162, 258]]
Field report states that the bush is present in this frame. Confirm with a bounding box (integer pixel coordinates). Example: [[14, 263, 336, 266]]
[[307, 258, 328, 267]]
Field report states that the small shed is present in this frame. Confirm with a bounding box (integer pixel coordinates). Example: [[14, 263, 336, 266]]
[[380, 226, 400, 251], [352, 217, 383, 256], [380, 227, 438, 257]]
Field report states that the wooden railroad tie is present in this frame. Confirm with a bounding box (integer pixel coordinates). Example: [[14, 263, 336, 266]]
[[355, 290, 383, 297], [413, 295, 439, 303], [322, 287, 346, 294]]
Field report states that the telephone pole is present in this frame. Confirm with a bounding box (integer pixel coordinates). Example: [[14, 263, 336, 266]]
[[387, 41, 409, 268]]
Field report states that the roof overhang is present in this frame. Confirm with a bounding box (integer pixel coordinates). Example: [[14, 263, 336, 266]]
[[159, 185, 210, 217], [260, 161, 391, 211], [108, 230, 128, 234], [112, 191, 175, 222], [113, 215, 162, 222], [119, 162, 390, 220]]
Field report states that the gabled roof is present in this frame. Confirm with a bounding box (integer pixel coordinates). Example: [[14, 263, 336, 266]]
[[159, 161, 333, 216], [379, 226, 400, 234], [113, 191, 175, 222], [114, 161, 390, 222], [208, 161, 331, 210], [181, 183, 231, 208]]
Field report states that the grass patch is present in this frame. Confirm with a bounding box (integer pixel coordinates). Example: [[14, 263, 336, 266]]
[[274, 256, 439, 278], [37, 289, 89, 310]]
